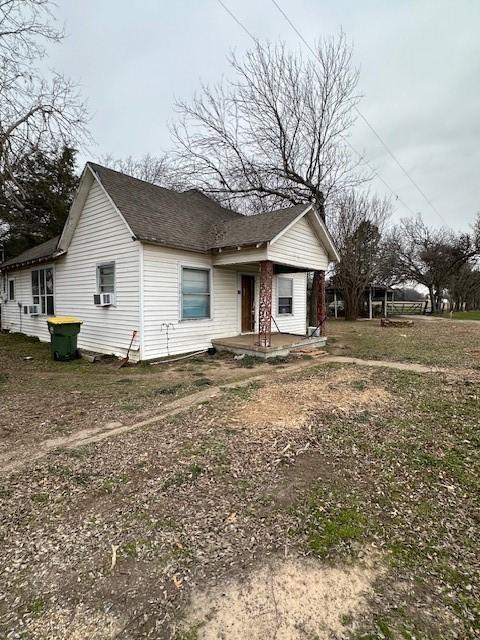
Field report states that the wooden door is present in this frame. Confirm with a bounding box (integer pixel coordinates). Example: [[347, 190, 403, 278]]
[[241, 275, 255, 332]]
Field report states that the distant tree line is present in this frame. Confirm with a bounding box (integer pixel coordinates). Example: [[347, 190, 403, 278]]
[[378, 215, 480, 314]]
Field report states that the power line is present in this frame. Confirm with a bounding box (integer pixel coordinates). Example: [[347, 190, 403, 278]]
[[270, 0, 448, 226], [340, 136, 417, 216], [215, 0, 419, 217], [354, 109, 448, 224], [216, 0, 257, 41]]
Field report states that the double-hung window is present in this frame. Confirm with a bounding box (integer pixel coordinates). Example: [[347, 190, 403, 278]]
[[181, 267, 211, 319], [97, 262, 115, 295], [32, 267, 54, 315], [278, 277, 293, 315], [8, 277, 15, 302]]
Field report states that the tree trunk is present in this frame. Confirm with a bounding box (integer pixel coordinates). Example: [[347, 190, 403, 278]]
[[344, 289, 360, 321], [428, 287, 436, 314]]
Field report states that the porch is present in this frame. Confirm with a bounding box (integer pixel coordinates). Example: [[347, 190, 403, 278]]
[[211, 252, 328, 358], [212, 332, 327, 360]]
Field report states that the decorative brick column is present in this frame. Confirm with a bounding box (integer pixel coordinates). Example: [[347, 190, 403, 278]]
[[257, 260, 273, 347], [313, 270, 327, 336]]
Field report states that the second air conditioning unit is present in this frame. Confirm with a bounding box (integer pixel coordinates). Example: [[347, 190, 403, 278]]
[[93, 292, 114, 306]]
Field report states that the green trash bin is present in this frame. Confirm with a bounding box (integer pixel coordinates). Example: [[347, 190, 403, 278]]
[[47, 316, 83, 361]]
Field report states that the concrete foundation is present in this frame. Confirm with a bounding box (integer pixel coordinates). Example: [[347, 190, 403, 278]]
[[212, 333, 327, 360]]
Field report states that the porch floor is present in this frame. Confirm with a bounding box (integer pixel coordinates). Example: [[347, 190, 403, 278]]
[[212, 332, 327, 359]]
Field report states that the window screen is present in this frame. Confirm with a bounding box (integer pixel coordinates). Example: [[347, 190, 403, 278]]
[[32, 267, 54, 315], [97, 263, 115, 294], [278, 277, 293, 314], [8, 279, 15, 301], [182, 268, 211, 319]]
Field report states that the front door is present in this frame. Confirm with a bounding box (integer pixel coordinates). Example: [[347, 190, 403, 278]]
[[241, 275, 255, 332]]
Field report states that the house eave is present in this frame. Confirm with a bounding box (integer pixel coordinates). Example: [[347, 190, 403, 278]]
[[0, 250, 66, 273], [139, 237, 209, 254], [211, 241, 266, 253]]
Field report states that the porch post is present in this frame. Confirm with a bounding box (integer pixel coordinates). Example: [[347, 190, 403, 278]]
[[258, 260, 273, 347], [313, 270, 327, 336]]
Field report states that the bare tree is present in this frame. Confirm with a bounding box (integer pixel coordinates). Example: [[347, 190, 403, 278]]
[[0, 0, 88, 214], [172, 35, 367, 214], [448, 263, 480, 311], [379, 215, 480, 314], [328, 191, 390, 320], [99, 153, 183, 189]]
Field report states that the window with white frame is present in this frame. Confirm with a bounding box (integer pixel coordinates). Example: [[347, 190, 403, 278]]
[[278, 277, 293, 314], [31, 267, 54, 314], [181, 267, 211, 319], [8, 277, 15, 302], [97, 262, 115, 294]]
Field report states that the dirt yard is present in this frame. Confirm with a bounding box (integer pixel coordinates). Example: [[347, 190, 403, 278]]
[[0, 320, 479, 639], [0, 332, 295, 459]]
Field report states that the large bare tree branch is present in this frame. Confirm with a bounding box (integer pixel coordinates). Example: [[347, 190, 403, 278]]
[[0, 0, 89, 220], [172, 35, 370, 214], [329, 190, 391, 320]]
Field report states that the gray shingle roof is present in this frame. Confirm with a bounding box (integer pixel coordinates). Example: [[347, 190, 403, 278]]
[[210, 204, 308, 249], [88, 163, 239, 252], [88, 163, 308, 252], [2, 164, 319, 271], [1, 236, 60, 270]]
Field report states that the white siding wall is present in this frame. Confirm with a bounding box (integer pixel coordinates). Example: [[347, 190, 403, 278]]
[[55, 182, 140, 358], [142, 245, 239, 360], [272, 272, 307, 335], [268, 214, 329, 271], [0, 181, 141, 360]]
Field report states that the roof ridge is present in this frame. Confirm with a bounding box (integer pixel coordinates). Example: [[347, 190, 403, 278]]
[[245, 202, 310, 217], [87, 162, 176, 194], [87, 162, 243, 220]]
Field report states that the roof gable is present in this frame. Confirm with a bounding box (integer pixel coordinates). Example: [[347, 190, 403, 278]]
[[210, 204, 308, 249], [270, 205, 339, 262]]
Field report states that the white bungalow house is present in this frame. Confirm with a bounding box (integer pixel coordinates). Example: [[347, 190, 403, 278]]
[[0, 163, 339, 361]]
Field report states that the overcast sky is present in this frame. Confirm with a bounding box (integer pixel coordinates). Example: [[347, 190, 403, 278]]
[[45, 0, 480, 230]]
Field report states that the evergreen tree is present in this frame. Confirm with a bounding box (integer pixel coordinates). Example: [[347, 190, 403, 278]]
[[0, 146, 79, 259]]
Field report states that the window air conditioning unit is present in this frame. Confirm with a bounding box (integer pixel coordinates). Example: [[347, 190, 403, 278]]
[[93, 293, 113, 306], [29, 304, 40, 316]]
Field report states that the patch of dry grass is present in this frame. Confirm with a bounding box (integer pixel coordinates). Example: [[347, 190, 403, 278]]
[[327, 317, 480, 369], [0, 332, 285, 455]]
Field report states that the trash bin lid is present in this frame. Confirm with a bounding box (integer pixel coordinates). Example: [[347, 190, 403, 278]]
[[47, 316, 83, 325]]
